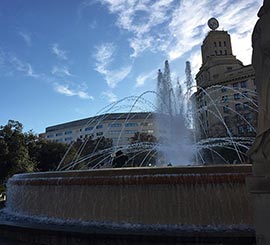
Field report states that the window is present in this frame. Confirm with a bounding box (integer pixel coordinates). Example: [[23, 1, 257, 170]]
[[125, 122, 138, 127], [235, 103, 241, 111], [141, 122, 153, 127], [247, 125, 254, 133], [224, 41, 227, 47], [232, 83, 239, 89], [223, 105, 229, 113], [109, 123, 122, 128], [220, 50, 222, 55], [47, 134, 54, 138], [240, 81, 247, 88], [242, 91, 248, 98], [244, 113, 252, 121], [65, 131, 72, 135], [143, 129, 154, 134], [85, 133, 93, 138], [243, 102, 249, 109], [56, 132, 62, 136], [109, 130, 121, 135], [65, 137, 73, 141], [96, 132, 103, 136], [224, 50, 227, 55], [214, 41, 217, 47], [85, 127, 93, 131], [238, 126, 244, 134], [215, 50, 218, 55], [234, 93, 240, 100], [221, 95, 228, 102], [124, 130, 137, 134], [96, 125, 103, 129], [221, 86, 227, 92], [227, 66, 232, 71], [219, 41, 222, 47], [56, 139, 63, 142]]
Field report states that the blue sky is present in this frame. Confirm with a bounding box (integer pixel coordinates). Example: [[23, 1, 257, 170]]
[[0, 0, 261, 133]]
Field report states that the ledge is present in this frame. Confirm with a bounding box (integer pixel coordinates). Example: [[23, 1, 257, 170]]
[[9, 165, 252, 186]]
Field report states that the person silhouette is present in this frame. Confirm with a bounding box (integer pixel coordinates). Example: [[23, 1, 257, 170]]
[[112, 150, 128, 168]]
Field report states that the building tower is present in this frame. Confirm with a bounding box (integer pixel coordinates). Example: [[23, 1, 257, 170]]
[[197, 18, 246, 89], [194, 18, 257, 162]]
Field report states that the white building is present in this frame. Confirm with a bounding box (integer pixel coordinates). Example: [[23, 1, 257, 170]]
[[41, 112, 156, 146]]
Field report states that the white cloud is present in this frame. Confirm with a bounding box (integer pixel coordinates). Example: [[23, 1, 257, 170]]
[[52, 43, 68, 60], [167, 0, 260, 62], [94, 42, 115, 71], [106, 66, 132, 88], [54, 83, 94, 100], [100, 0, 175, 57], [101, 90, 117, 102], [10, 56, 39, 78], [18, 31, 32, 46], [135, 70, 156, 87], [188, 51, 202, 78], [100, 0, 261, 64], [231, 33, 252, 65], [51, 66, 73, 77], [94, 43, 132, 88]]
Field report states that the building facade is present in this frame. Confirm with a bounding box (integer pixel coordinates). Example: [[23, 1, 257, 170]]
[[195, 26, 257, 140], [41, 112, 156, 146]]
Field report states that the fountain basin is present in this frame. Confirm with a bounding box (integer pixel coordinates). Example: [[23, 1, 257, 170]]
[[6, 165, 253, 225]]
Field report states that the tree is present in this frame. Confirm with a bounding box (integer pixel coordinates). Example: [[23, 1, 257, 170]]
[[32, 140, 69, 171], [0, 120, 35, 178], [0, 120, 73, 177], [129, 132, 157, 167], [130, 132, 157, 144], [58, 136, 113, 170]]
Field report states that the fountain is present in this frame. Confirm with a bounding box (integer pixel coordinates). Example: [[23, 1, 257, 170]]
[[0, 61, 256, 244], [155, 61, 195, 165], [6, 165, 252, 226]]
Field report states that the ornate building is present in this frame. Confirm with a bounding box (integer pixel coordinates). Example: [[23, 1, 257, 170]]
[[195, 19, 257, 142]]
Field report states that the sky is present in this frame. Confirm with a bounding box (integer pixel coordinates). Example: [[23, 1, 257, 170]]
[[0, 0, 262, 133]]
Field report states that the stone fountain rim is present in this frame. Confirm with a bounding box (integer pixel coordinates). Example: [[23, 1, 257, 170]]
[[12, 164, 252, 179], [8, 164, 252, 186]]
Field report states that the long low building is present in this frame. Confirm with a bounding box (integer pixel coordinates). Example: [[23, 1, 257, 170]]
[[40, 112, 156, 146]]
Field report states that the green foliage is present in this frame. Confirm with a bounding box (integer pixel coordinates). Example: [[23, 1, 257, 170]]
[[0, 120, 35, 178], [0, 120, 70, 178], [130, 132, 157, 144], [31, 140, 69, 171], [129, 132, 157, 167], [60, 136, 113, 169]]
